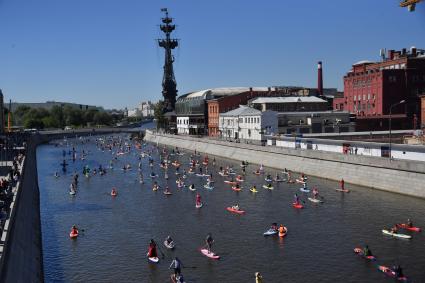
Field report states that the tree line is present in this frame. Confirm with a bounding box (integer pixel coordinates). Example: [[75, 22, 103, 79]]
[[12, 105, 124, 129]]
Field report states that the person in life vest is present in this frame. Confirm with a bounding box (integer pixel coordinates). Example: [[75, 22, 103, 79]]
[[279, 224, 286, 236], [148, 239, 157, 258], [231, 204, 240, 211], [196, 193, 201, 205]]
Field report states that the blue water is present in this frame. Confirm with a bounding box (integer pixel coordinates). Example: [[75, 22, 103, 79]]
[[38, 134, 425, 282]]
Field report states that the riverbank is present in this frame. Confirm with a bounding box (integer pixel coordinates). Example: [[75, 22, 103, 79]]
[[145, 131, 425, 198]]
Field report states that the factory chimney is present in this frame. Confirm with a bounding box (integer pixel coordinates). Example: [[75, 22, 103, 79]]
[[317, 61, 323, 97]]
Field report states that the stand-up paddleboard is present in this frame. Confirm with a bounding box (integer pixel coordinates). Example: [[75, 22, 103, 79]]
[[196, 203, 203, 208], [396, 223, 421, 232], [69, 190, 76, 196], [147, 255, 159, 263], [308, 197, 323, 203], [189, 186, 196, 191], [335, 189, 350, 193], [250, 188, 258, 193], [232, 187, 242, 192], [164, 191, 173, 195], [264, 178, 272, 182], [69, 231, 78, 238], [300, 188, 310, 193], [226, 207, 245, 214], [382, 230, 412, 239], [263, 228, 277, 236], [164, 240, 175, 249], [353, 247, 376, 260], [262, 185, 274, 190], [292, 202, 303, 209], [200, 248, 220, 259], [378, 265, 408, 281], [224, 180, 237, 185], [204, 184, 214, 190]]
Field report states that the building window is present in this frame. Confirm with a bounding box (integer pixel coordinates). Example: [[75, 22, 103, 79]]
[[354, 95, 356, 101], [363, 94, 366, 100]]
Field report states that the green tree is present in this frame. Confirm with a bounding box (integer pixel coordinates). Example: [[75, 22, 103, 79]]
[[13, 105, 31, 126], [154, 101, 166, 129], [94, 112, 112, 126], [50, 106, 65, 128]]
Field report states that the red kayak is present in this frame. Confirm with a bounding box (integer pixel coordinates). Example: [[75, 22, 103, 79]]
[[378, 265, 407, 281], [396, 223, 421, 232], [353, 247, 376, 260], [292, 202, 303, 209], [226, 207, 245, 214]]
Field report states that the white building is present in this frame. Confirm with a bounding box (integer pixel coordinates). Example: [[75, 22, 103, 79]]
[[139, 101, 155, 117], [127, 108, 141, 117], [177, 116, 190, 134], [219, 105, 278, 141]]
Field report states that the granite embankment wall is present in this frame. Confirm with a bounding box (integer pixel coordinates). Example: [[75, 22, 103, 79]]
[[145, 131, 425, 198], [0, 129, 135, 283], [0, 136, 44, 283]]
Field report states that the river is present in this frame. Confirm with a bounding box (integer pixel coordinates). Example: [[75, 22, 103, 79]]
[[37, 134, 425, 282]]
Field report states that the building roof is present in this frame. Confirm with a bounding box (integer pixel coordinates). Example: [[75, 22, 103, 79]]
[[353, 60, 374, 66], [179, 87, 269, 100], [250, 96, 327, 104], [220, 105, 262, 117]]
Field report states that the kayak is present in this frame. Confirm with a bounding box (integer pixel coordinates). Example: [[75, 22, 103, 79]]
[[300, 188, 310, 193], [292, 202, 303, 209], [147, 255, 159, 263], [262, 185, 274, 190], [164, 191, 173, 195], [250, 188, 258, 193], [226, 207, 245, 214], [382, 229, 412, 239], [278, 227, 288, 237], [263, 228, 278, 236], [200, 248, 220, 259], [295, 178, 306, 184], [378, 265, 408, 281], [232, 187, 242, 192], [153, 186, 159, 191], [335, 189, 350, 193], [69, 231, 78, 238], [353, 247, 376, 260], [196, 203, 203, 208], [224, 181, 238, 185], [274, 179, 286, 182], [308, 197, 323, 203], [164, 240, 175, 249], [396, 223, 421, 232], [264, 178, 273, 182]]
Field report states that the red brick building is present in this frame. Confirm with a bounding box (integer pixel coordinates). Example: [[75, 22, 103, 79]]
[[334, 48, 425, 130], [421, 95, 425, 128]]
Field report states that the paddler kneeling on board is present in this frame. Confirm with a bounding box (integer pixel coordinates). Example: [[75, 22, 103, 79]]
[[205, 233, 214, 253], [148, 239, 158, 258], [390, 225, 399, 234], [363, 245, 372, 257]]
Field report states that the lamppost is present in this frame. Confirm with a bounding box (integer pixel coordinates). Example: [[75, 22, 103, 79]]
[[389, 100, 406, 159]]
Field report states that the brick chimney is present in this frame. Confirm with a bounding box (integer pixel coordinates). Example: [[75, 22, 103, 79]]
[[317, 61, 323, 97]]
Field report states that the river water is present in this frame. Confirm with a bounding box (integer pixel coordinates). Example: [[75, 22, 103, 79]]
[[38, 134, 425, 283]]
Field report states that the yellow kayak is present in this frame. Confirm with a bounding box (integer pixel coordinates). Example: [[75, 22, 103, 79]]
[[250, 188, 258, 193]]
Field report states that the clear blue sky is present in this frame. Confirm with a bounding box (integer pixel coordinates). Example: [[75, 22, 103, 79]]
[[0, 0, 424, 109]]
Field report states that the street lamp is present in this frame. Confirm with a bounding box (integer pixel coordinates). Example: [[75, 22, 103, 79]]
[[389, 99, 406, 159]]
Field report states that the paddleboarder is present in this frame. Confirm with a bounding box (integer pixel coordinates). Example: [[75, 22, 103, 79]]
[[205, 233, 214, 253]]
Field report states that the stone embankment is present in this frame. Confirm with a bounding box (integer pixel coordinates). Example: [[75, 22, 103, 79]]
[[145, 131, 425, 198]]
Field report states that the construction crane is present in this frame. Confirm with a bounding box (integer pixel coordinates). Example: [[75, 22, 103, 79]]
[[400, 0, 422, 11]]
